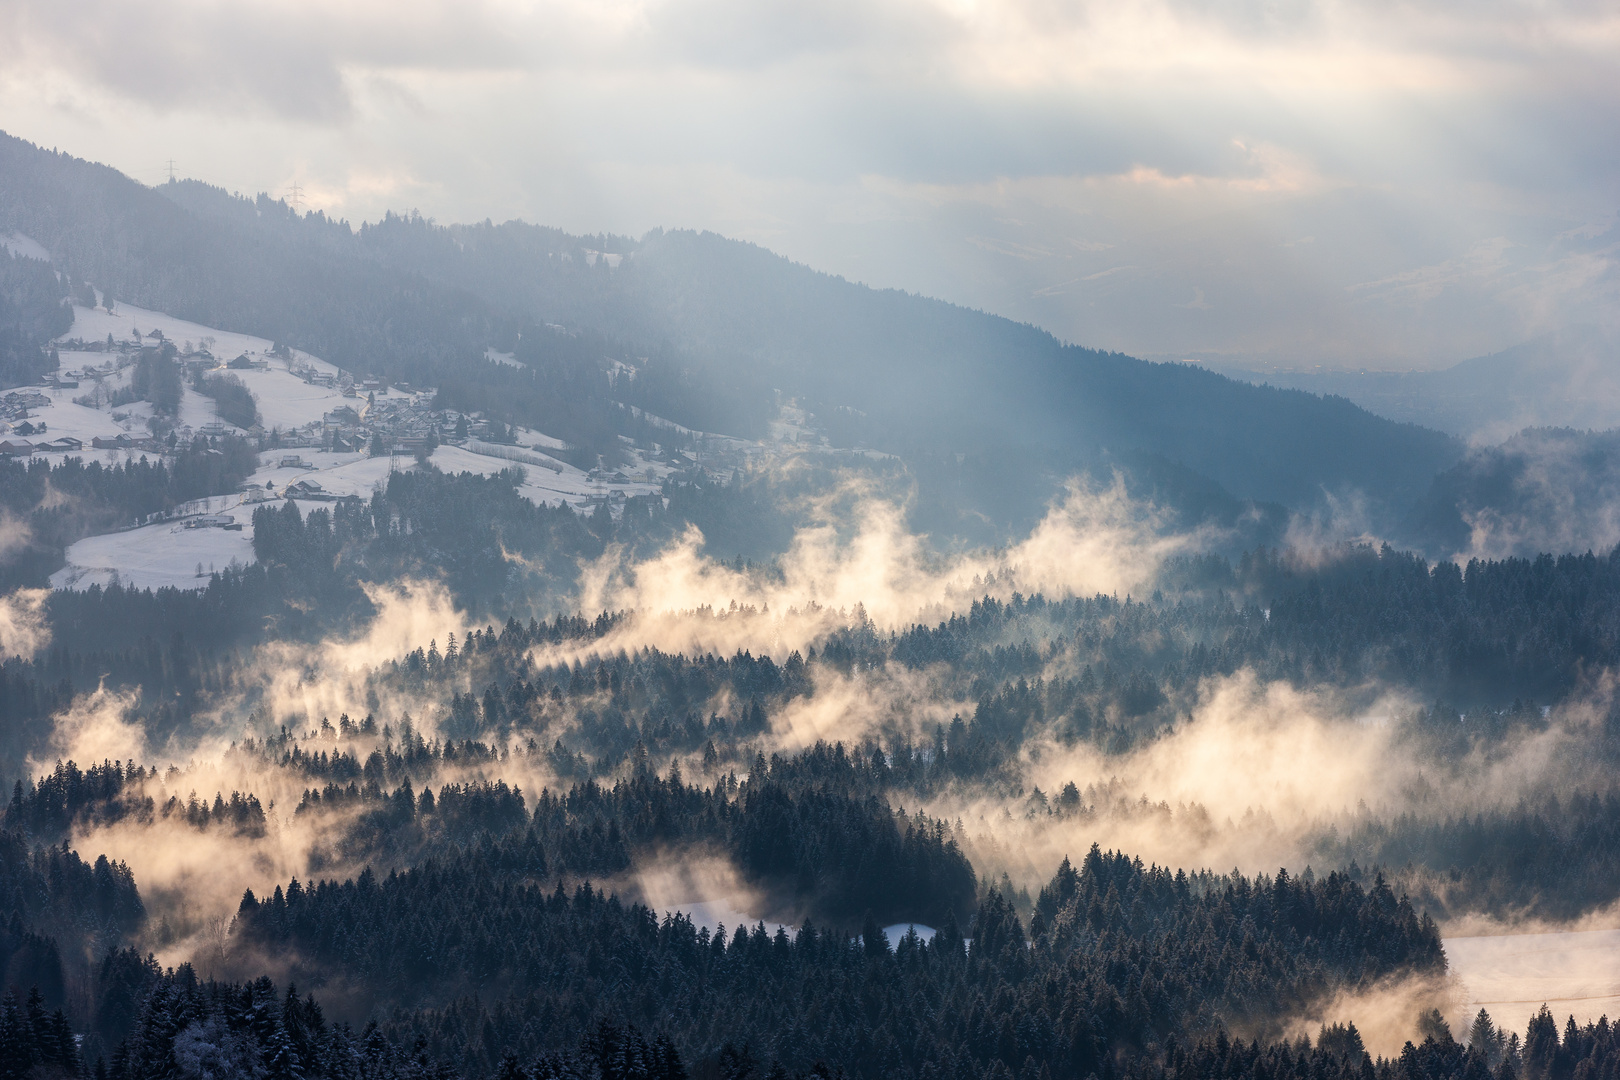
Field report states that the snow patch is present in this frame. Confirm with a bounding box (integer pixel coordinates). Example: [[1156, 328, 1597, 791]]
[[883, 924, 935, 947], [3, 233, 51, 263]]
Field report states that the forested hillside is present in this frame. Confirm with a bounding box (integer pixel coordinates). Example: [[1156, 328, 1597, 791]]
[[0, 246, 71, 385], [0, 132, 1463, 533], [1404, 428, 1620, 559]]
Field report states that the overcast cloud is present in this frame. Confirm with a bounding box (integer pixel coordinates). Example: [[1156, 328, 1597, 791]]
[[1, 0, 1615, 368]]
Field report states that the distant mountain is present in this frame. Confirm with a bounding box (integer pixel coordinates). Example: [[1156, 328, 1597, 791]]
[[1403, 427, 1620, 560], [0, 131, 1463, 535], [351, 217, 1465, 516], [1215, 326, 1620, 441]]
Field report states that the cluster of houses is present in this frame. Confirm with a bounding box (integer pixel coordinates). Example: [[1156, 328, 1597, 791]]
[[182, 514, 244, 532], [0, 388, 86, 455], [258, 386, 522, 459], [0, 434, 83, 456]]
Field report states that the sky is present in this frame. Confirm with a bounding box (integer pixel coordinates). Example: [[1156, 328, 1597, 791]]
[[1, 0, 1616, 371]]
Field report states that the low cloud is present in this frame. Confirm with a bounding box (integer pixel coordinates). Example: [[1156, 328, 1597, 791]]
[[562, 475, 1203, 665], [31, 684, 146, 775], [0, 586, 50, 659], [1280, 972, 1464, 1059]]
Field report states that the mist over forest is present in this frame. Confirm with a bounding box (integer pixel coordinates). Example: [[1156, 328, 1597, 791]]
[[0, 129, 1618, 1080]]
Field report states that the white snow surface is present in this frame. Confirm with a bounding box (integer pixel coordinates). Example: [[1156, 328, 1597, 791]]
[[247, 450, 395, 500], [229, 366, 352, 431], [50, 437, 669, 592], [58, 302, 350, 432], [428, 444, 660, 507], [52, 513, 254, 591], [1444, 929, 1620, 1037], [485, 348, 524, 368], [63, 302, 276, 361], [4, 387, 137, 449], [520, 428, 570, 452], [3, 233, 51, 262], [883, 924, 935, 947]]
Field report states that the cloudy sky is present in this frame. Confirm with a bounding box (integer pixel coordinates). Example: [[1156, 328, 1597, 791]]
[[2, 0, 1616, 370]]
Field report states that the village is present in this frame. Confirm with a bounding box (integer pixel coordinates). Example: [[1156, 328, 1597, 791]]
[[14, 298, 782, 590]]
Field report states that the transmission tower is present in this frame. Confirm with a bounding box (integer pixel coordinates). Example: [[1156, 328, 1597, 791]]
[[165, 158, 177, 183], [288, 182, 305, 211]]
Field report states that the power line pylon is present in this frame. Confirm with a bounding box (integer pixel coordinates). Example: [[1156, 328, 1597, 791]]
[[288, 182, 304, 212], [165, 159, 177, 183]]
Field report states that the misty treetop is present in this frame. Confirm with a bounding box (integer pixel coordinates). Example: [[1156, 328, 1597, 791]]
[[9, 841, 1446, 1080]]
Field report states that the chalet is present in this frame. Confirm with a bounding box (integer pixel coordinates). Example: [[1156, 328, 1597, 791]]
[[4, 390, 50, 409], [0, 440, 33, 456], [324, 406, 361, 427], [92, 434, 134, 450], [41, 437, 83, 452], [284, 479, 327, 499]]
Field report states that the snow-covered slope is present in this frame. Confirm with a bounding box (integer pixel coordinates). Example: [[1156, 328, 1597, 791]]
[[41, 299, 678, 590], [51, 510, 255, 591], [2, 232, 51, 262], [64, 301, 281, 364]]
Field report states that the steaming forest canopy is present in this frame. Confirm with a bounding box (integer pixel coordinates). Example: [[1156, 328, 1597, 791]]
[[0, 134, 1618, 1080]]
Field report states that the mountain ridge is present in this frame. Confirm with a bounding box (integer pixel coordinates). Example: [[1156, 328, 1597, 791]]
[[0, 131, 1463, 530]]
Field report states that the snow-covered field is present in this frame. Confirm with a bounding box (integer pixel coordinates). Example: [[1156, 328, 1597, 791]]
[[1444, 929, 1620, 1036], [11, 388, 138, 450], [51, 514, 255, 591], [59, 301, 322, 370], [49, 438, 669, 592], [248, 451, 393, 500], [56, 301, 350, 433], [428, 444, 660, 507], [884, 923, 935, 946], [3, 232, 51, 262]]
